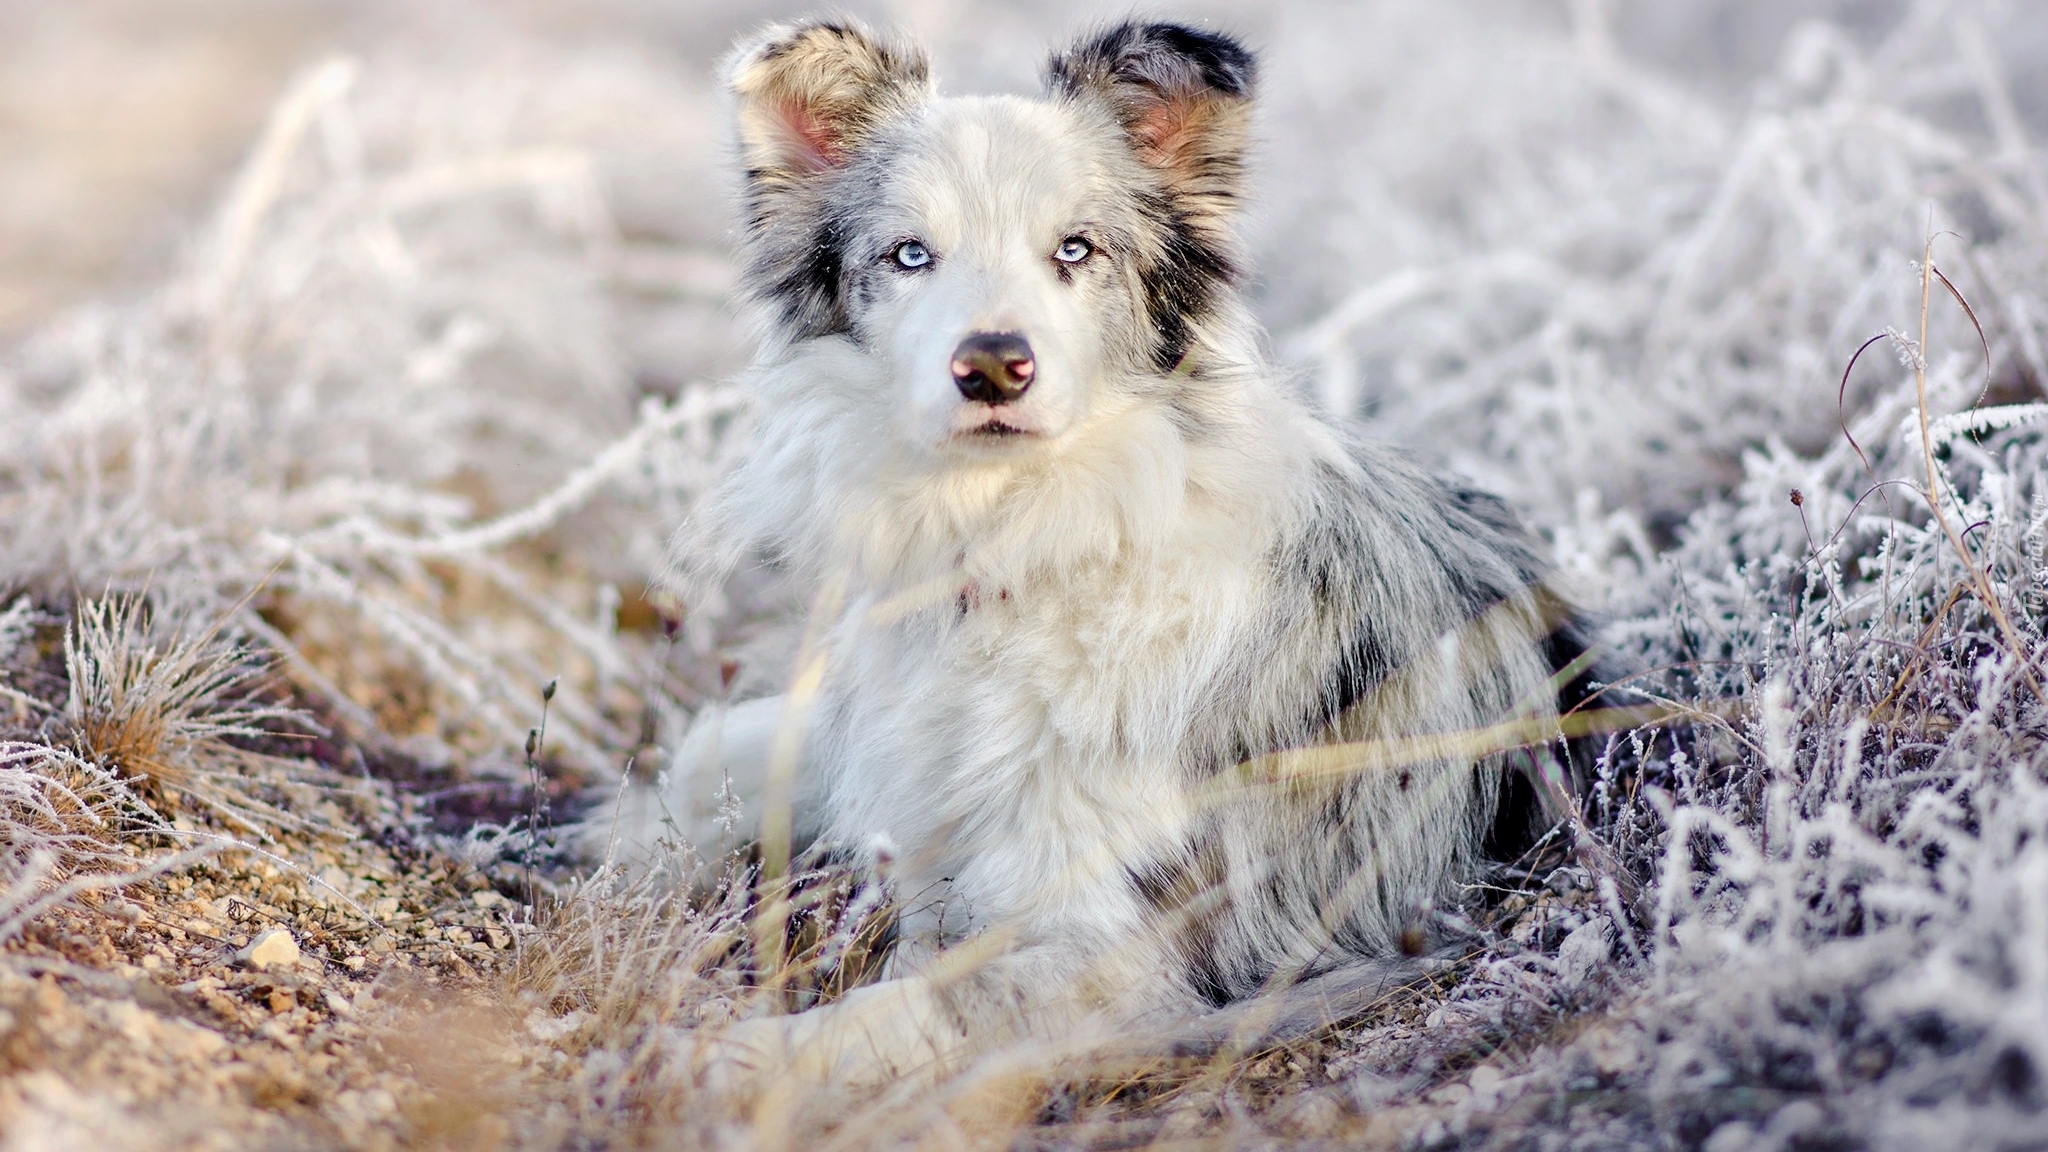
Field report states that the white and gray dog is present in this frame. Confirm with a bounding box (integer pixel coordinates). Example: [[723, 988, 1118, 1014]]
[[609, 17, 1600, 1084]]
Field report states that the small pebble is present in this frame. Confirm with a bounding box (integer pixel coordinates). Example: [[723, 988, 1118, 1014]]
[[240, 929, 301, 973]]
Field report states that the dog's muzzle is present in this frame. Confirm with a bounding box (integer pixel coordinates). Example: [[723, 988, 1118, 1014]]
[[951, 332, 1035, 404]]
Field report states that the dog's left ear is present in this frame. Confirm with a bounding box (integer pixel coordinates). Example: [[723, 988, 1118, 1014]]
[[1047, 22, 1256, 224]]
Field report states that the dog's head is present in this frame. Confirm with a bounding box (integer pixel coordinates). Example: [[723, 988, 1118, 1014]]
[[727, 19, 1256, 456]]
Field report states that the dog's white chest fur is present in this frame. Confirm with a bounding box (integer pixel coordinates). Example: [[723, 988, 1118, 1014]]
[[821, 508, 1271, 948]]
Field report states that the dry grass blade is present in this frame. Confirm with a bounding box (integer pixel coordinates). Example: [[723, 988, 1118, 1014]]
[[63, 594, 315, 839], [0, 743, 162, 885], [1905, 240, 2047, 705]]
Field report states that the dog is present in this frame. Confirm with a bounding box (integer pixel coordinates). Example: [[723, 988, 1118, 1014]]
[[604, 17, 1601, 1086]]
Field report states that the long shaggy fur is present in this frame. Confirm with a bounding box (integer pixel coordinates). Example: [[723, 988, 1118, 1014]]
[[618, 17, 1598, 1081]]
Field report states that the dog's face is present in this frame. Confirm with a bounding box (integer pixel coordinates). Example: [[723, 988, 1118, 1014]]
[[728, 21, 1255, 458]]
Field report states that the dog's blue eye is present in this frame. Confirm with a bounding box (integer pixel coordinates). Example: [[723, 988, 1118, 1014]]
[[1054, 237, 1092, 264], [892, 240, 931, 269]]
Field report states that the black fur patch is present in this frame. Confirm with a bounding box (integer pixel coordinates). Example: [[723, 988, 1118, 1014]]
[[1128, 850, 1238, 1007], [1289, 483, 1398, 729], [1318, 621, 1396, 729], [754, 215, 849, 339], [1126, 857, 1184, 910], [1137, 194, 1239, 373], [1483, 750, 1549, 864], [1186, 944, 1236, 1008], [1046, 21, 1255, 104]]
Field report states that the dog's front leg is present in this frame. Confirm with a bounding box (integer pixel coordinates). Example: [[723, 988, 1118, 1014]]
[[585, 694, 818, 864]]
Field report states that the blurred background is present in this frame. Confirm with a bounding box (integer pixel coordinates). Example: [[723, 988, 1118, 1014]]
[[7, 0, 2043, 336]]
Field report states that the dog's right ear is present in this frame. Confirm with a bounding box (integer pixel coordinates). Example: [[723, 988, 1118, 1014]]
[[726, 22, 929, 337], [727, 21, 930, 187]]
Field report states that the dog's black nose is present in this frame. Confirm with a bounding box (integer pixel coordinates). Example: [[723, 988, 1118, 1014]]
[[951, 332, 1035, 404]]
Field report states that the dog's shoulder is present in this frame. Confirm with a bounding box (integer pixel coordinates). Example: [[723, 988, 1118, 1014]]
[[1279, 431, 1553, 619]]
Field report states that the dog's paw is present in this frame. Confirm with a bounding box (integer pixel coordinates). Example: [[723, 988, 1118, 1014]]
[[679, 1014, 802, 1098], [675, 979, 958, 1095]]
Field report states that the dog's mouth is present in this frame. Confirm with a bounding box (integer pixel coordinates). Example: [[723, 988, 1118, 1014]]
[[948, 406, 1042, 443], [966, 419, 1029, 437]]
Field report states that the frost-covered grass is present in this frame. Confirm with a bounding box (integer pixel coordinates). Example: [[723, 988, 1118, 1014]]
[[0, 0, 2045, 1148]]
